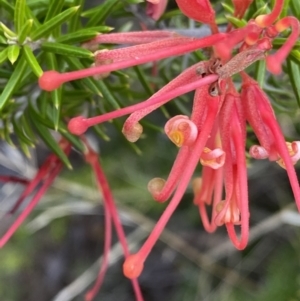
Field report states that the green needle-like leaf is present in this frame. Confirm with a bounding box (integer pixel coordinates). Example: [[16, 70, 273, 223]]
[[7, 45, 20, 64], [133, 66, 154, 96], [287, 58, 300, 107], [0, 22, 17, 38], [21, 112, 37, 142], [45, 0, 64, 22], [0, 55, 27, 110], [14, 0, 26, 34], [255, 60, 266, 87], [46, 52, 62, 131], [30, 116, 72, 169], [0, 48, 8, 65], [23, 45, 43, 77], [31, 6, 80, 40], [41, 42, 94, 58], [85, 0, 120, 26], [225, 15, 247, 28], [3, 119, 15, 147], [12, 114, 35, 146], [0, 0, 14, 15], [290, 50, 300, 63], [68, 0, 84, 32], [252, 4, 268, 18], [18, 19, 33, 44], [65, 56, 104, 97], [273, 38, 300, 49], [291, 0, 300, 19], [221, 2, 234, 14], [56, 29, 99, 44], [19, 139, 32, 158]]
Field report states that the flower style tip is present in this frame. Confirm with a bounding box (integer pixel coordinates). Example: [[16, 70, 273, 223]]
[[148, 177, 166, 201], [277, 141, 300, 169], [266, 16, 300, 75], [165, 115, 198, 147], [123, 254, 144, 279], [122, 122, 143, 142], [200, 147, 225, 169], [39, 70, 63, 91], [68, 116, 89, 135], [266, 55, 282, 75], [255, 0, 284, 28]]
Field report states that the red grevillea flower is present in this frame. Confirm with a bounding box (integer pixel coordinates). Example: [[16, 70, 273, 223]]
[[0, 139, 71, 248], [38, 0, 300, 280], [83, 141, 144, 301]]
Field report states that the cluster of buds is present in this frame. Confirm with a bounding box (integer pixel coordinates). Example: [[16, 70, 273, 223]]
[[38, 0, 300, 286]]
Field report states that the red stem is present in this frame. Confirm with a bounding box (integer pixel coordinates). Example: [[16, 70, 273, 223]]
[[0, 163, 63, 248], [90, 159, 144, 301]]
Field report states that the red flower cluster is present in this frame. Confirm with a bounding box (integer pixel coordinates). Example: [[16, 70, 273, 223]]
[[38, 0, 300, 280], [1, 0, 297, 299]]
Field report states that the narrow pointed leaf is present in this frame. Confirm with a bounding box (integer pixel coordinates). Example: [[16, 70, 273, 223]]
[[18, 19, 33, 45], [225, 15, 247, 28], [45, 0, 64, 22], [30, 114, 72, 169], [64, 57, 104, 96], [0, 55, 27, 110], [14, 0, 26, 34], [252, 4, 268, 18], [0, 48, 8, 65], [23, 45, 43, 77], [3, 120, 15, 147], [56, 30, 99, 44], [0, 34, 7, 44], [0, 0, 14, 15], [41, 42, 94, 58], [31, 6, 80, 40], [221, 2, 234, 14], [27, 0, 49, 9], [273, 38, 300, 49], [68, 0, 83, 32], [291, 0, 300, 19], [0, 69, 11, 78], [7, 45, 20, 64], [290, 50, 300, 63], [12, 114, 35, 145], [19, 139, 32, 158], [46, 53, 61, 129], [133, 66, 153, 96], [0, 22, 17, 38], [86, 0, 120, 26], [255, 60, 266, 87], [25, 4, 41, 29], [21, 112, 37, 142]]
